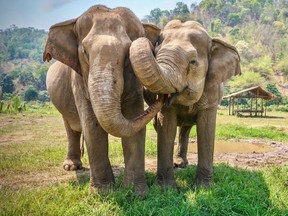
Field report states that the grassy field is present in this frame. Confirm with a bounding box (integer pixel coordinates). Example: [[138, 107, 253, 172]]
[[0, 106, 288, 215]]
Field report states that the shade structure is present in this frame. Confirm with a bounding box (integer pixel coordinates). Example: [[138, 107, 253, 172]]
[[223, 86, 277, 117]]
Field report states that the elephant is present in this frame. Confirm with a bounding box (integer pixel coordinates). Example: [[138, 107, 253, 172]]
[[43, 5, 164, 196], [129, 20, 241, 187]]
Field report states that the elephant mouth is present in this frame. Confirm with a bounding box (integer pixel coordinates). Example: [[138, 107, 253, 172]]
[[164, 87, 203, 107], [164, 93, 178, 107]]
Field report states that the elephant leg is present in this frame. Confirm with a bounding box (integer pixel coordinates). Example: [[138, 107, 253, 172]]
[[121, 96, 147, 196], [157, 106, 177, 187], [72, 75, 114, 191], [63, 118, 82, 171], [174, 125, 192, 168], [121, 128, 147, 196], [82, 111, 115, 191], [196, 106, 217, 186]]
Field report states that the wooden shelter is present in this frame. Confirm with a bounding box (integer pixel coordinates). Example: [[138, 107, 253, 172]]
[[223, 86, 277, 117]]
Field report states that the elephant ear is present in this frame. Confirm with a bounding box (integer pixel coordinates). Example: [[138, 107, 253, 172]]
[[143, 23, 161, 46], [43, 18, 81, 75], [205, 38, 241, 88]]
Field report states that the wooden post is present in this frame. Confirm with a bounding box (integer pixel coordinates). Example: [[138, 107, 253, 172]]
[[250, 97, 253, 117], [255, 89, 258, 116], [232, 97, 235, 115], [261, 98, 264, 117], [229, 97, 231, 115]]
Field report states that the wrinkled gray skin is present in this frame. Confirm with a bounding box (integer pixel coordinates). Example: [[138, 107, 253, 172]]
[[130, 20, 241, 187], [44, 5, 163, 196]]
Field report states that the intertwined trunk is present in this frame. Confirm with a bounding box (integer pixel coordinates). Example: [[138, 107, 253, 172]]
[[129, 37, 189, 94], [88, 42, 163, 137]]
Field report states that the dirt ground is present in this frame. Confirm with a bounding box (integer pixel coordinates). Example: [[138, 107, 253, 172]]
[[145, 139, 288, 172]]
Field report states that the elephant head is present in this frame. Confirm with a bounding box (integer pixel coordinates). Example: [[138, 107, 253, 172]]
[[43, 5, 163, 137], [130, 20, 241, 106]]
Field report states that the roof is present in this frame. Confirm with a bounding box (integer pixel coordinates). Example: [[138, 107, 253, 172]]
[[223, 86, 277, 100]]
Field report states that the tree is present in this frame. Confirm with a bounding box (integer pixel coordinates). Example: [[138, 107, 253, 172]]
[[173, 2, 190, 16], [150, 8, 162, 24], [24, 86, 38, 101], [266, 83, 282, 105], [19, 70, 34, 86], [1, 74, 14, 94], [227, 13, 242, 26]]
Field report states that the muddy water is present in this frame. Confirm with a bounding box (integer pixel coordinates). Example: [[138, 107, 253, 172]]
[[187, 140, 274, 154]]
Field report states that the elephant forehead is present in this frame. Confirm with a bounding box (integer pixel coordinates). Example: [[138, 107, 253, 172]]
[[75, 5, 144, 41], [161, 28, 210, 55]]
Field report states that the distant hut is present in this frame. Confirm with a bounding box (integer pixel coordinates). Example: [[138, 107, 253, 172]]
[[223, 86, 277, 117]]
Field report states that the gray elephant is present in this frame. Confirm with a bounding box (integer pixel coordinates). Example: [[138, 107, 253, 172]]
[[130, 20, 241, 187], [44, 5, 163, 195]]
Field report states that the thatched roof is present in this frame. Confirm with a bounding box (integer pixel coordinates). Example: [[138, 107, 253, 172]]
[[223, 86, 277, 100]]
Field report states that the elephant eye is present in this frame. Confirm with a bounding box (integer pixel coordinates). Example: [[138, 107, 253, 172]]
[[81, 46, 89, 62], [190, 59, 197, 65]]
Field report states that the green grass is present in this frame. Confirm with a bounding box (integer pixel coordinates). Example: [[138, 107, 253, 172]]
[[216, 124, 288, 141], [188, 123, 288, 142], [1, 165, 287, 215], [0, 108, 288, 215]]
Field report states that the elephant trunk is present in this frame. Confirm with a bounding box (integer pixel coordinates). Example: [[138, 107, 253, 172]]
[[129, 37, 189, 94], [88, 53, 163, 138]]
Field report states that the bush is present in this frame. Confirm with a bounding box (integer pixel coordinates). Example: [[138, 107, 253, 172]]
[[24, 86, 38, 101], [0, 95, 26, 113], [38, 90, 50, 102]]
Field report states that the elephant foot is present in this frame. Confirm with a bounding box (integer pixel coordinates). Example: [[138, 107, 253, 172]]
[[89, 176, 115, 195], [63, 158, 82, 171], [89, 183, 114, 196], [157, 178, 177, 188], [157, 169, 177, 188], [196, 167, 213, 187], [173, 156, 188, 168], [123, 172, 148, 197]]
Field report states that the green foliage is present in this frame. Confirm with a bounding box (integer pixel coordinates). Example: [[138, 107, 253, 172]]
[[0, 94, 26, 113], [227, 13, 242, 27], [266, 83, 282, 105], [228, 70, 265, 90], [1, 73, 14, 94], [0, 25, 48, 101], [0, 25, 47, 62], [24, 85, 39, 101]]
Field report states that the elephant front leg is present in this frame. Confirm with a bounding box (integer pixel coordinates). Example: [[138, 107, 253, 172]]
[[174, 125, 192, 168], [84, 121, 115, 191], [196, 106, 217, 187], [121, 128, 147, 196], [79, 108, 115, 192], [63, 118, 82, 171], [157, 107, 177, 187]]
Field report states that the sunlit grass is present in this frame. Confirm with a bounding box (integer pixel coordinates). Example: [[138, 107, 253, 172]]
[[1, 165, 287, 215]]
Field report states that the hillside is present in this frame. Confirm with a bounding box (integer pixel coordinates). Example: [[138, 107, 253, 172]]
[[0, 25, 50, 101], [0, 0, 287, 103]]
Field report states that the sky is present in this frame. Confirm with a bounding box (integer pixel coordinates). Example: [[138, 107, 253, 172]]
[[0, 0, 200, 31]]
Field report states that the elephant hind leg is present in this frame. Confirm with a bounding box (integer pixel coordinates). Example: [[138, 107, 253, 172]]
[[63, 118, 82, 171], [174, 125, 192, 168]]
